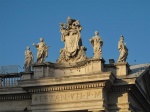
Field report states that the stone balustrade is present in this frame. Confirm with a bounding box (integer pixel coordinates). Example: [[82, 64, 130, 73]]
[[0, 73, 21, 87]]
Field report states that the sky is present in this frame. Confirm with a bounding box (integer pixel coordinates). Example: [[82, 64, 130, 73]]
[[0, 0, 150, 72]]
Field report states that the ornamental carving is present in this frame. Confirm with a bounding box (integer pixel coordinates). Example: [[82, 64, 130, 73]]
[[57, 17, 87, 63]]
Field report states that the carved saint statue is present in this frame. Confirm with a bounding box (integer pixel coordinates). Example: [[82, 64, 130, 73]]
[[24, 46, 34, 72], [57, 17, 86, 63], [89, 31, 103, 59], [33, 38, 49, 63], [118, 35, 128, 62]]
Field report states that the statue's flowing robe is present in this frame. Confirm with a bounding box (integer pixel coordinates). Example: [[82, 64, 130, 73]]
[[118, 41, 128, 62], [36, 42, 48, 63]]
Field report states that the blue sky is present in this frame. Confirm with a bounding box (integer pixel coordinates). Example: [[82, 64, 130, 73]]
[[0, 0, 150, 71]]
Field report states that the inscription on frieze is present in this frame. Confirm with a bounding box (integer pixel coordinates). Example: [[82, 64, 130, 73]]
[[32, 89, 102, 104]]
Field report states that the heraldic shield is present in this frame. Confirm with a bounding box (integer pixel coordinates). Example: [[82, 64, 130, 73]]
[[64, 34, 80, 56], [57, 17, 87, 63]]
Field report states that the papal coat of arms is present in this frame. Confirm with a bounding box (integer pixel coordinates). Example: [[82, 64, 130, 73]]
[[57, 17, 86, 63]]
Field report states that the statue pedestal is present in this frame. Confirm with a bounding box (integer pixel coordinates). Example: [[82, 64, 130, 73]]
[[33, 58, 105, 79], [115, 62, 130, 76], [21, 72, 33, 80], [90, 58, 105, 73], [33, 64, 47, 79]]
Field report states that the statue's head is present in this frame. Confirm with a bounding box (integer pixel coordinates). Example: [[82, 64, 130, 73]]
[[95, 31, 99, 35], [27, 46, 30, 50], [40, 38, 44, 42], [120, 35, 124, 41]]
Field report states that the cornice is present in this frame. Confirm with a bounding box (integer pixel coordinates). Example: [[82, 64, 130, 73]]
[[0, 86, 27, 95], [26, 82, 109, 93], [18, 72, 115, 88], [0, 93, 31, 101], [109, 85, 132, 92], [114, 78, 136, 86]]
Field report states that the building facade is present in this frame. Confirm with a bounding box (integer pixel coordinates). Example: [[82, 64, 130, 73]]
[[0, 17, 150, 112]]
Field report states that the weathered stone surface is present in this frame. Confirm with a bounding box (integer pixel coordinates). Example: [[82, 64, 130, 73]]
[[115, 62, 130, 76], [0, 100, 31, 112], [32, 89, 102, 104], [33, 58, 105, 78], [21, 72, 33, 80], [17, 71, 114, 112], [1, 63, 150, 112], [103, 62, 132, 78], [30, 88, 106, 112]]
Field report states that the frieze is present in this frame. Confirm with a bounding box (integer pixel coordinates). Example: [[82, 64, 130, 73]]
[[32, 88, 102, 104]]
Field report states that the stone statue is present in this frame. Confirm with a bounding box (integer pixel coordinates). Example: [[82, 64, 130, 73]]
[[118, 35, 128, 62], [24, 46, 34, 72], [33, 38, 49, 63], [89, 31, 103, 59], [57, 17, 87, 63]]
